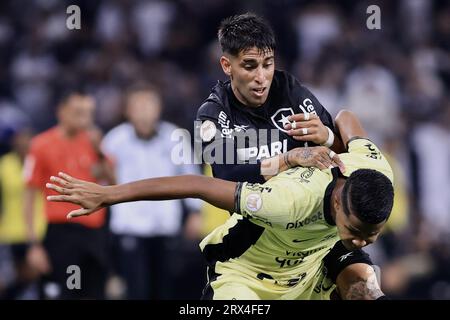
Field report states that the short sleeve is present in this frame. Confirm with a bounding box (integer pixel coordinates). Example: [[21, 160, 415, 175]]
[[196, 102, 263, 182], [346, 138, 394, 183], [24, 140, 47, 188], [234, 177, 313, 229]]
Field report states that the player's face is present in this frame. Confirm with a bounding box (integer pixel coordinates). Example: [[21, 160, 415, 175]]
[[126, 91, 161, 138], [60, 95, 95, 132], [335, 209, 385, 251], [222, 47, 274, 107]]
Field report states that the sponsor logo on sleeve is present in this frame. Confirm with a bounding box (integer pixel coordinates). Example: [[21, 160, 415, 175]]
[[298, 98, 318, 115], [199, 120, 217, 142], [364, 143, 382, 160], [245, 193, 262, 212], [218, 111, 233, 138]]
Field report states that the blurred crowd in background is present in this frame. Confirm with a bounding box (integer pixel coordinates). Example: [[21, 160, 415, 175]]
[[0, 0, 449, 299]]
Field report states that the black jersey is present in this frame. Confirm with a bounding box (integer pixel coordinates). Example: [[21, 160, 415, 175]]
[[196, 70, 334, 183]]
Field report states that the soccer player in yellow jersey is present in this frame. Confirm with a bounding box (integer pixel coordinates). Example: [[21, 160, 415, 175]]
[[45, 110, 394, 300]]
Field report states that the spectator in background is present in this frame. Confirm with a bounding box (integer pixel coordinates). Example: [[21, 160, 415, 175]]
[[0, 101, 30, 156], [343, 48, 401, 145], [293, 3, 342, 63], [412, 97, 450, 243], [0, 126, 46, 299], [101, 86, 202, 299], [23, 91, 114, 299]]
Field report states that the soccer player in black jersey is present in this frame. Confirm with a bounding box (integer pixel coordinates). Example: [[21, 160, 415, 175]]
[[196, 13, 345, 183]]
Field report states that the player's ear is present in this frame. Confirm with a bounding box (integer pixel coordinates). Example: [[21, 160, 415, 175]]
[[220, 56, 232, 76], [334, 191, 341, 211]]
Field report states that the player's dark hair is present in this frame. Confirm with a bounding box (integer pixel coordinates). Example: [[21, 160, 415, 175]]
[[56, 88, 88, 110], [342, 169, 394, 224], [218, 13, 276, 56]]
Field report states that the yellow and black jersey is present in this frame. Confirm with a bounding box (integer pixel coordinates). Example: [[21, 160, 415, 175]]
[[199, 138, 393, 299]]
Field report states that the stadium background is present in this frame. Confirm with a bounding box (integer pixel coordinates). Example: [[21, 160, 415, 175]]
[[0, 0, 449, 299]]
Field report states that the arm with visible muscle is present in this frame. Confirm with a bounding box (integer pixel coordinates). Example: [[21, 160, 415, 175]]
[[334, 110, 369, 149], [336, 263, 385, 300], [46, 172, 237, 218]]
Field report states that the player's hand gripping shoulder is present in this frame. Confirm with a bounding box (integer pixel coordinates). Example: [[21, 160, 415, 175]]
[[261, 145, 345, 180], [46, 172, 108, 218], [283, 113, 330, 145], [286, 146, 345, 172]]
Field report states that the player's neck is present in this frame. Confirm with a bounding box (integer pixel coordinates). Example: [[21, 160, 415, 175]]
[[133, 127, 157, 140], [58, 125, 80, 139]]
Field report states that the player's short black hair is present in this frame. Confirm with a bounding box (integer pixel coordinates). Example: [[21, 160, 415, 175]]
[[342, 169, 394, 224], [218, 13, 276, 56]]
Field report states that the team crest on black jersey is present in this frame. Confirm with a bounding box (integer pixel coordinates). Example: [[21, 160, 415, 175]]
[[270, 108, 294, 133]]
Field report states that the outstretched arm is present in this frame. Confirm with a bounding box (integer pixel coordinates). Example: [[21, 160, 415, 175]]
[[46, 172, 237, 218]]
